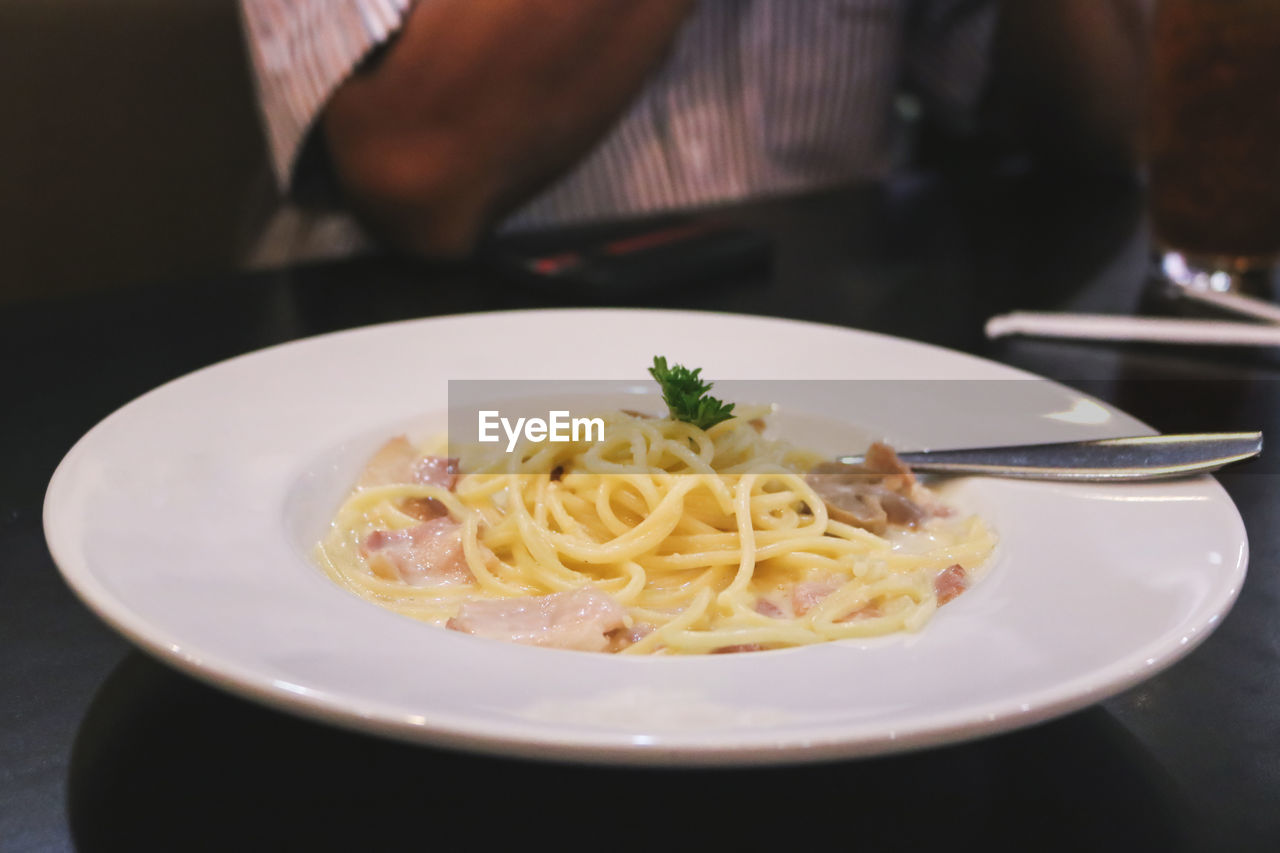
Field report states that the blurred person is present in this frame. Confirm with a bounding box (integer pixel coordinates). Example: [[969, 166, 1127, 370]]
[[238, 1, 1150, 264]]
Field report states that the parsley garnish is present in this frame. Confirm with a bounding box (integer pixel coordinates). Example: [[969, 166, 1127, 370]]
[[648, 356, 736, 430]]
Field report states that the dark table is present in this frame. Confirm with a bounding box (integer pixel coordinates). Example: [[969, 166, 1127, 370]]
[[4, 170, 1278, 852]]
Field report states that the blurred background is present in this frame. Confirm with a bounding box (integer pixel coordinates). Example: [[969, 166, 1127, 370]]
[[0, 0, 267, 306]]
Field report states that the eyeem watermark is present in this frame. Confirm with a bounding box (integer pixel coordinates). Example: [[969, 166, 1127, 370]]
[[478, 410, 605, 452]]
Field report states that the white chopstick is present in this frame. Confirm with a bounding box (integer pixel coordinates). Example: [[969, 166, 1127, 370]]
[[1172, 286, 1280, 325], [985, 312, 1280, 347]]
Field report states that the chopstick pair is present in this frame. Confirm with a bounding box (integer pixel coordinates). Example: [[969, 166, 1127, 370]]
[[986, 286, 1280, 347]]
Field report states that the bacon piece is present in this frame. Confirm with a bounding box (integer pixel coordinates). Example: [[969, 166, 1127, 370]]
[[360, 517, 473, 586], [711, 644, 766, 654], [787, 577, 882, 621], [791, 577, 845, 616], [446, 588, 628, 652], [836, 603, 883, 622], [413, 455, 459, 490], [863, 442, 915, 487], [358, 436, 420, 487], [358, 436, 459, 519], [358, 436, 458, 490], [401, 497, 451, 521], [806, 441, 940, 535], [754, 598, 787, 619], [607, 623, 654, 653], [935, 564, 967, 605]]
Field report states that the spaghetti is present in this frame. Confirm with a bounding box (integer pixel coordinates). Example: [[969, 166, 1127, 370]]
[[315, 408, 995, 654]]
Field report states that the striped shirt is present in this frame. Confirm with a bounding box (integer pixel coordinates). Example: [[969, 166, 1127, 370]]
[[239, 0, 995, 262]]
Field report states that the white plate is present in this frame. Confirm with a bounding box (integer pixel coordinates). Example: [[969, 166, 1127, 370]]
[[44, 309, 1247, 765]]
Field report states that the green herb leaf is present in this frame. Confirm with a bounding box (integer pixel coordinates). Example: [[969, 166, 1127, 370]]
[[648, 356, 736, 430]]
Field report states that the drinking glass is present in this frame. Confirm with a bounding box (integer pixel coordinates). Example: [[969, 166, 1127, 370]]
[[1147, 0, 1280, 295]]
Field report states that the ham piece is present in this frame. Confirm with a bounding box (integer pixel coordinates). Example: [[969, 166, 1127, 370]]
[[358, 436, 459, 520], [360, 517, 473, 586], [712, 644, 766, 654], [805, 442, 941, 535], [934, 564, 968, 605], [447, 588, 628, 652], [770, 566, 960, 624], [791, 576, 845, 616], [358, 436, 458, 489]]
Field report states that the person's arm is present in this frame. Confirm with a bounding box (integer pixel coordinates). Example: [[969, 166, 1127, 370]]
[[991, 0, 1152, 174], [321, 0, 694, 257]]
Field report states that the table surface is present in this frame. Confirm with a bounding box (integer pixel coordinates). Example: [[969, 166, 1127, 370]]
[[4, 170, 1278, 852]]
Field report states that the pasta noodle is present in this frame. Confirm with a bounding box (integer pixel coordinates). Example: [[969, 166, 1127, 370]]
[[315, 408, 996, 654]]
